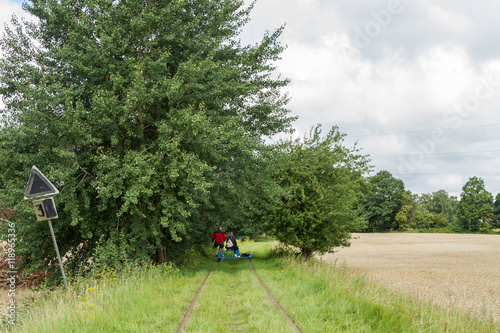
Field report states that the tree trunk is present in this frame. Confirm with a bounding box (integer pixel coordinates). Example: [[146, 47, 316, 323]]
[[300, 247, 312, 261], [156, 247, 167, 264]]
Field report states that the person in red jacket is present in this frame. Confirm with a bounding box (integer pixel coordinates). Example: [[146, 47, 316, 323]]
[[212, 226, 226, 256]]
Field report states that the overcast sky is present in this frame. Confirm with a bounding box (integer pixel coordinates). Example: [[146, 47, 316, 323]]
[[2, 0, 500, 197]]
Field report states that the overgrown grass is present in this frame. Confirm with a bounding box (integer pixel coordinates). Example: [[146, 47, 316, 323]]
[[4, 239, 499, 332], [6, 261, 214, 332], [252, 243, 499, 333]]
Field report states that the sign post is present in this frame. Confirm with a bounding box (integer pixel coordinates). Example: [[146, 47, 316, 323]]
[[24, 166, 68, 290], [47, 220, 68, 289]]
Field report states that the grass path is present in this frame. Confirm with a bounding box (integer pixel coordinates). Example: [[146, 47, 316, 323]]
[[183, 258, 296, 332], [180, 238, 297, 332]]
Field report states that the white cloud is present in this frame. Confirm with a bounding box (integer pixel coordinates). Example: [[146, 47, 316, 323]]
[[425, 2, 473, 35], [0, 0, 25, 34], [246, 0, 500, 196], [278, 39, 482, 133], [427, 174, 464, 197]]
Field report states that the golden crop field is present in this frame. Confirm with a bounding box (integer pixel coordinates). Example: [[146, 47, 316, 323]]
[[323, 233, 500, 322]]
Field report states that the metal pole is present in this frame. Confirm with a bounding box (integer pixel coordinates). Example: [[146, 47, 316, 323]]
[[47, 220, 68, 290]]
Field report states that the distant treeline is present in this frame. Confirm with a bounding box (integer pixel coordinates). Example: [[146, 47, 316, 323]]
[[360, 171, 500, 233]]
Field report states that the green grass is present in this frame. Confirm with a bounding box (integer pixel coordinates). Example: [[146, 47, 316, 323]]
[[182, 260, 296, 332], [6, 239, 499, 332], [8, 262, 214, 332]]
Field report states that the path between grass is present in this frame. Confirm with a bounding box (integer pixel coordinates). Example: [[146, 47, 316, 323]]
[[181, 258, 296, 332]]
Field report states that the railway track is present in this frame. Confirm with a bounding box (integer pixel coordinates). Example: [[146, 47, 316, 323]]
[[177, 256, 301, 333]]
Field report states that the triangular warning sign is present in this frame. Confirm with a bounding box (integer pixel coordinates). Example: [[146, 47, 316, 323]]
[[24, 166, 59, 199]]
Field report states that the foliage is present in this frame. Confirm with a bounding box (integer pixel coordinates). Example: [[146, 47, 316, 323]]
[[0, 0, 294, 277], [90, 232, 148, 275], [457, 177, 493, 232], [264, 125, 371, 259], [396, 190, 461, 232], [394, 191, 414, 230], [429, 212, 449, 229], [411, 209, 433, 230], [492, 193, 500, 229], [362, 185, 460, 233], [0, 198, 15, 222], [408, 210, 449, 230], [418, 193, 432, 211], [361, 170, 405, 231], [428, 189, 455, 216]]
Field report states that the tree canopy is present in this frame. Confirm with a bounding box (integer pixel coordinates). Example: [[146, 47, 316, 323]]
[[0, 0, 295, 274], [492, 193, 500, 229], [361, 170, 405, 231], [457, 176, 493, 232], [264, 125, 371, 259], [427, 190, 455, 216]]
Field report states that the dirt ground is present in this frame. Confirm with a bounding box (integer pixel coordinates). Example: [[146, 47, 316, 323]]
[[321, 233, 500, 322]]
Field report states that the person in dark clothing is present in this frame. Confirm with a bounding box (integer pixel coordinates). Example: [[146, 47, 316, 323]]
[[225, 231, 240, 257], [212, 226, 226, 256]]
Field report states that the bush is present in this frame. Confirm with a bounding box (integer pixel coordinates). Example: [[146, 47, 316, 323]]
[[91, 232, 150, 275]]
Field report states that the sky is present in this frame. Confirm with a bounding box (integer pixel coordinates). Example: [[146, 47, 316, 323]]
[[1, 0, 500, 198]]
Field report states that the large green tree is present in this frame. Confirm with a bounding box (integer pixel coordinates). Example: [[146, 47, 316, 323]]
[[457, 176, 493, 231], [0, 0, 294, 275], [264, 125, 371, 259], [428, 190, 455, 216], [394, 190, 414, 230], [361, 170, 405, 231], [492, 193, 500, 229]]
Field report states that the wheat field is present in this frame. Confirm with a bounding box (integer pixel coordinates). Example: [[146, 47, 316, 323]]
[[322, 233, 500, 322]]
